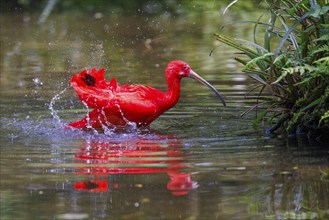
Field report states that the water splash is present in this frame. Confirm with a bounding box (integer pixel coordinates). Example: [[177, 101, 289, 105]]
[[47, 84, 143, 138], [81, 101, 100, 135], [115, 103, 138, 129], [99, 108, 116, 135], [49, 88, 67, 128]]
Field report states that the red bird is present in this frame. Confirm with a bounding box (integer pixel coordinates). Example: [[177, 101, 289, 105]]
[[68, 60, 226, 129]]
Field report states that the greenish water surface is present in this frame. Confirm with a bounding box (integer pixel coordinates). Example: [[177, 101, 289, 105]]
[[1, 6, 328, 220]]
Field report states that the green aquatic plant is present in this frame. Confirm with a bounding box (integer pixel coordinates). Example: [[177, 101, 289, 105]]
[[216, 0, 329, 140]]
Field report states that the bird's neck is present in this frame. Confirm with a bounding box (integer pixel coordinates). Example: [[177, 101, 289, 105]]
[[161, 75, 181, 111]]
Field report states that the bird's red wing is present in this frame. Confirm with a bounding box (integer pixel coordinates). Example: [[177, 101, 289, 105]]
[[73, 68, 107, 87], [70, 68, 166, 127], [71, 83, 115, 109], [70, 68, 118, 108]]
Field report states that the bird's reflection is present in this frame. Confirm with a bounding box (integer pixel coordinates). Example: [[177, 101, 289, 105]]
[[73, 134, 197, 195]]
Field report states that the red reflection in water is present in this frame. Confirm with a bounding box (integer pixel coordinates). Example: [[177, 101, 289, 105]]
[[74, 135, 196, 196], [74, 179, 108, 192]]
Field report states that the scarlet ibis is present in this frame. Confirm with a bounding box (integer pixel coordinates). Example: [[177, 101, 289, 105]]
[[68, 60, 226, 129]]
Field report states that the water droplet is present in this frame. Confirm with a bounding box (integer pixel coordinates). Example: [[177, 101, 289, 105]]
[[33, 78, 41, 85], [94, 12, 103, 19], [18, 81, 24, 87]]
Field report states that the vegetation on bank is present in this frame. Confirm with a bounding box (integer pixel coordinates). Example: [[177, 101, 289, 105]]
[[216, 0, 329, 140]]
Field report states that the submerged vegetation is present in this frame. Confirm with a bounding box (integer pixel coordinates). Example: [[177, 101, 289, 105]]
[[216, 0, 329, 140]]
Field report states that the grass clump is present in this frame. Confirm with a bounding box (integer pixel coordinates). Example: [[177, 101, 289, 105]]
[[216, 0, 329, 140]]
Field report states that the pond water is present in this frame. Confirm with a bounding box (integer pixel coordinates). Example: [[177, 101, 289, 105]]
[[1, 6, 329, 220]]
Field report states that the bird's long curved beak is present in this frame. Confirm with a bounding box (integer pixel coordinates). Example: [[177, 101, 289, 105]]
[[189, 70, 226, 106]]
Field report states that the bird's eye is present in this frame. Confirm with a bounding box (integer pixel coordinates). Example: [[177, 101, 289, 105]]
[[183, 65, 187, 70]]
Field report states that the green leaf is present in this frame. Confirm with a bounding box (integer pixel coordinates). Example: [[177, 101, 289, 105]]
[[253, 109, 267, 125], [223, 0, 238, 14], [309, 4, 329, 17], [309, 4, 322, 17], [242, 52, 274, 71], [271, 69, 289, 84], [214, 34, 259, 59], [300, 96, 324, 112], [320, 6, 329, 15], [319, 110, 329, 126], [274, 13, 309, 60], [248, 74, 269, 86]]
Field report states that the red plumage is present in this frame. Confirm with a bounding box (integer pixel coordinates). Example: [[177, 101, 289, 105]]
[[68, 61, 225, 129]]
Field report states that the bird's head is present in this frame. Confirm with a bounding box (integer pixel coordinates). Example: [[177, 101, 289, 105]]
[[166, 60, 191, 79], [166, 60, 226, 106]]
